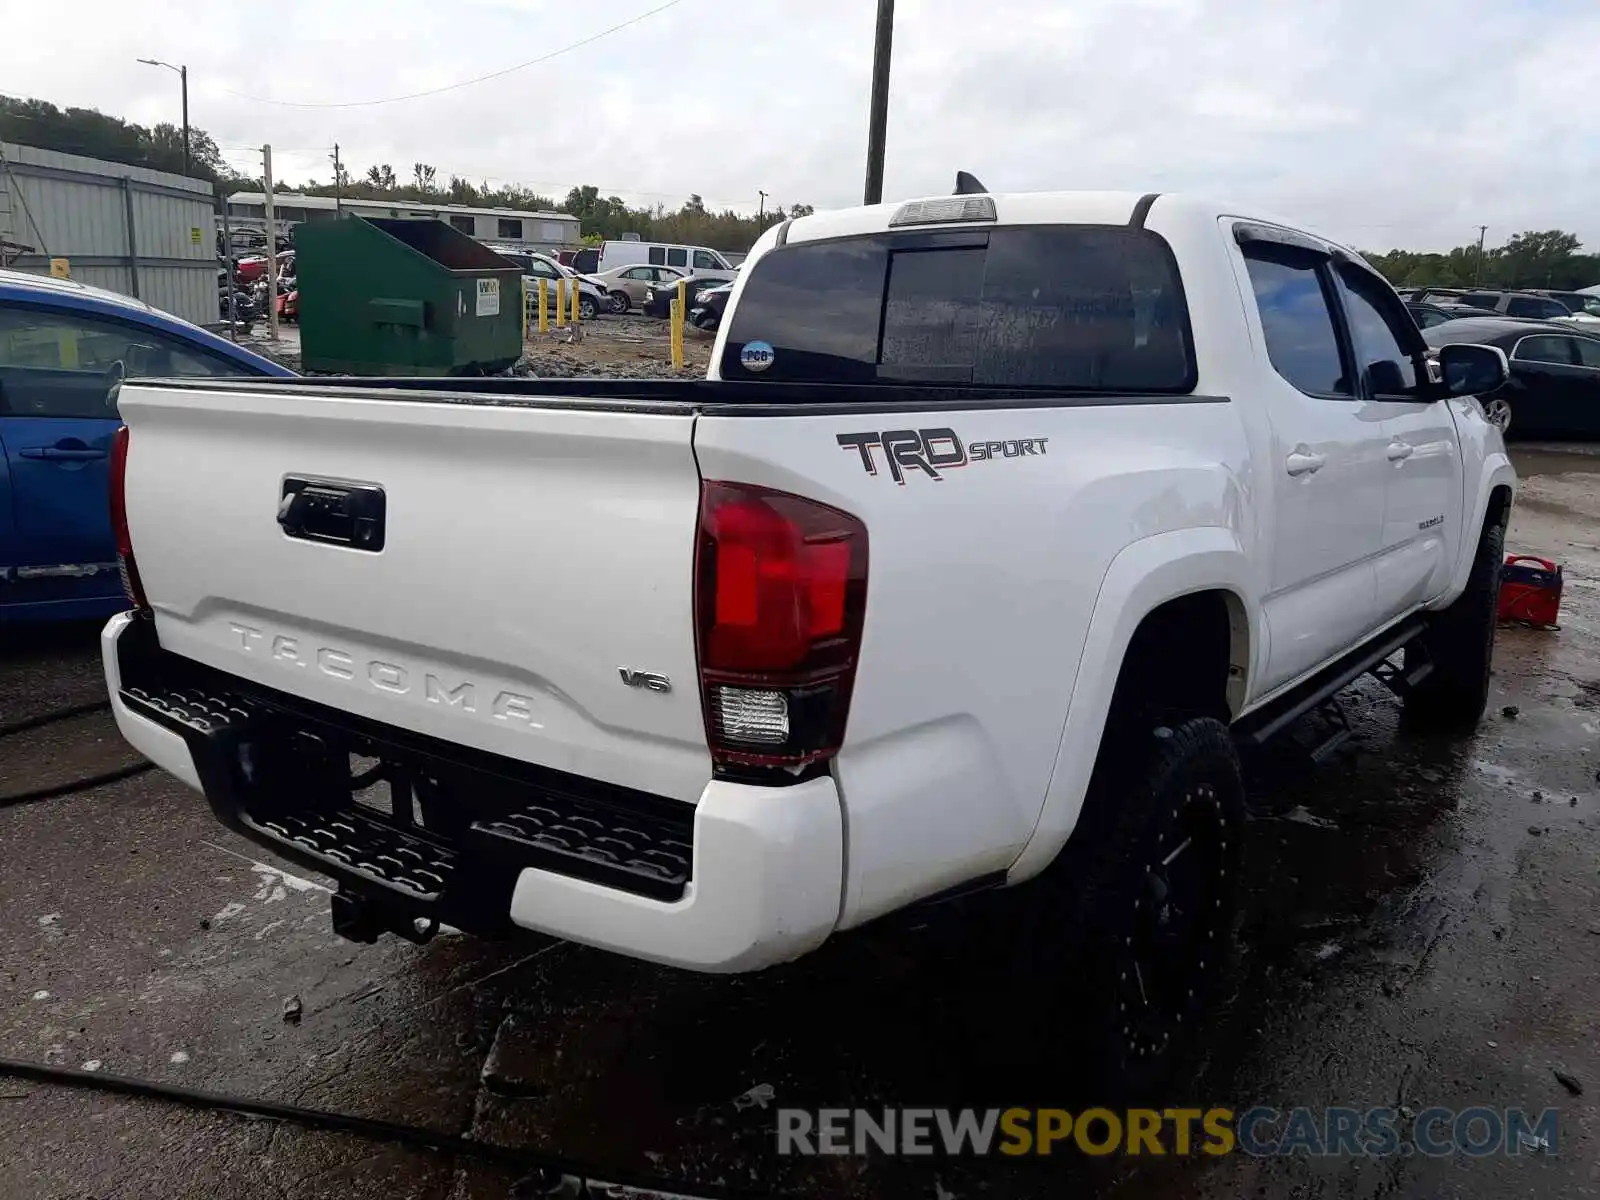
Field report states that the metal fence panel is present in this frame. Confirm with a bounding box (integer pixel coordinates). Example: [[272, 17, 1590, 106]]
[[1, 141, 216, 326]]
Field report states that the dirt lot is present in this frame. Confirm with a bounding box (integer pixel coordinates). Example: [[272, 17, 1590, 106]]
[[0, 446, 1595, 1199]]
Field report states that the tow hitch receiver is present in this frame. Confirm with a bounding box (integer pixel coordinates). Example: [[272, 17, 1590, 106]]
[[331, 889, 439, 945]]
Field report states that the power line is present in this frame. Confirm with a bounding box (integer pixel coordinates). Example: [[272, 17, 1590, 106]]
[[224, 0, 688, 109]]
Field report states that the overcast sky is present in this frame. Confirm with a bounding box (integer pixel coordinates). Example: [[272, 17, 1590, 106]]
[[6, 0, 1599, 251]]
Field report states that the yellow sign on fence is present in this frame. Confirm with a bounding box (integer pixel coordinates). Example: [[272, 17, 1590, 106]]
[[49, 257, 70, 279]]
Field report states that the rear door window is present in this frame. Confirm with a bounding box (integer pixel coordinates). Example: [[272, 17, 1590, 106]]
[[1574, 338, 1600, 368], [721, 226, 1195, 391], [647, 246, 666, 265], [1513, 335, 1579, 365], [1240, 249, 1350, 397]]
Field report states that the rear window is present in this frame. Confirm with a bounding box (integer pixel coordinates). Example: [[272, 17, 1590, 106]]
[[721, 226, 1195, 392]]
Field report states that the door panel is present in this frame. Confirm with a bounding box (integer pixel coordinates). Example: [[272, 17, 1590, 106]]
[[1374, 403, 1462, 612], [1331, 263, 1463, 618], [1233, 238, 1389, 697], [1508, 336, 1583, 437], [0, 411, 120, 570]]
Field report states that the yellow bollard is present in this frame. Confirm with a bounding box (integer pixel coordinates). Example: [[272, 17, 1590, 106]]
[[537, 278, 548, 333], [668, 276, 688, 371], [570, 277, 580, 324], [555, 279, 567, 328]]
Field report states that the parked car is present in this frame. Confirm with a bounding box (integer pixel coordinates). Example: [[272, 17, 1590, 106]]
[[687, 281, 733, 332], [487, 247, 607, 320], [591, 264, 688, 313], [233, 250, 295, 286], [105, 190, 1513, 1094], [0, 269, 293, 622], [1407, 302, 1463, 329], [1452, 291, 1573, 321], [1407, 302, 1500, 328], [641, 273, 733, 318], [1521, 290, 1600, 325], [1422, 316, 1600, 438], [597, 239, 737, 280]]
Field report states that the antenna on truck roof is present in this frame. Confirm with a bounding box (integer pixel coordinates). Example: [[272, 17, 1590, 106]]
[[953, 171, 988, 195]]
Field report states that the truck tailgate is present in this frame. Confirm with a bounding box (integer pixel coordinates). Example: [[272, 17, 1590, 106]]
[[118, 383, 711, 803]]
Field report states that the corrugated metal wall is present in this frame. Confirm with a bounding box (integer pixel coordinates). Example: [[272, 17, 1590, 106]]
[[0, 142, 215, 326]]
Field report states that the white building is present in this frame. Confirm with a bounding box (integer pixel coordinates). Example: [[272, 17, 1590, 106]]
[[224, 192, 582, 253]]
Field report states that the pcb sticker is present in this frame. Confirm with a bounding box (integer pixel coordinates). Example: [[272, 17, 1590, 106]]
[[475, 277, 501, 317], [740, 340, 775, 373]]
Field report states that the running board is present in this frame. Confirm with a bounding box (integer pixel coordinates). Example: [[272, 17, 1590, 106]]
[[1235, 616, 1428, 749]]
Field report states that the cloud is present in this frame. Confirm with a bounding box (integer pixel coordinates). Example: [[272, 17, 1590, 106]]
[[5, 0, 1600, 253]]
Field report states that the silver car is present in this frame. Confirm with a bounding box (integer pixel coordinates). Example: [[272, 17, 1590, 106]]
[[591, 264, 689, 313]]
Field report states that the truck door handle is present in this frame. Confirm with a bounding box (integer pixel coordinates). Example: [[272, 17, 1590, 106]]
[[1386, 441, 1414, 462], [1285, 450, 1326, 477], [19, 445, 108, 462]]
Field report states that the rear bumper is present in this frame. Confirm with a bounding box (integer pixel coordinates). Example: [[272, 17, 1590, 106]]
[[102, 611, 844, 972]]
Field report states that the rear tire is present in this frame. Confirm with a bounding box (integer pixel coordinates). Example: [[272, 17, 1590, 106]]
[[1404, 518, 1504, 730], [1016, 716, 1244, 1101]]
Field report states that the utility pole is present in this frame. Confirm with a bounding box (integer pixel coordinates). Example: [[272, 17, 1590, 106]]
[[136, 59, 189, 175], [758, 189, 768, 221], [331, 143, 344, 217], [220, 196, 237, 342], [263, 144, 279, 341], [180, 65, 189, 176], [862, 0, 895, 205], [1474, 225, 1488, 287]]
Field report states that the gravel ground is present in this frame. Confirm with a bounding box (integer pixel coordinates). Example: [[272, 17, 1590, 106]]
[[0, 446, 1595, 1199], [237, 313, 713, 380]]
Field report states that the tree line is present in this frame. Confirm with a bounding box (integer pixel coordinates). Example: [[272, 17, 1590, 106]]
[[1, 95, 814, 253], [1363, 230, 1599, 292], [17, 94, 1589, 273]]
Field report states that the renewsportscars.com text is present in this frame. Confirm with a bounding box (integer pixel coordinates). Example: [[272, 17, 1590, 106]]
[[776, 1106, 1561, 1158]]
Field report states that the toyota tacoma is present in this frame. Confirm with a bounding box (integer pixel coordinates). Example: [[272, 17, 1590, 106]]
[[101, 187, 1515, 1088]]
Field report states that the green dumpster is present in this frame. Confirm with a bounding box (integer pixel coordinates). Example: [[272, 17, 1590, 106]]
[[296, 217, 524, 376]]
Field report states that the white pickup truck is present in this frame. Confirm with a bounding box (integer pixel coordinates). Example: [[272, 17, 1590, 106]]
[[102, 188, 1515, 1088]]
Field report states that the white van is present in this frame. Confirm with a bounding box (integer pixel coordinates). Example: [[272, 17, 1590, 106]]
[[597, 240, 737, 279]]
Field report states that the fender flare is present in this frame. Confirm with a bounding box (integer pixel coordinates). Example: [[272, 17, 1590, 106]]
[[1007, 526, 1255, 884], [1435, 453, 1516, 609]]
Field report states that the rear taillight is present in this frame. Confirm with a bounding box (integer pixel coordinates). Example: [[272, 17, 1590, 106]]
[[109, 425, 149, 610], [695, 481, 868, 772]]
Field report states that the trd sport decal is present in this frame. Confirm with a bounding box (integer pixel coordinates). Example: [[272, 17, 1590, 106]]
[[836, 428, 1049, 484]]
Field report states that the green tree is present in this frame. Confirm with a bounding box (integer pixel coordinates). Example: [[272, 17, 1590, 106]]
[[0, 94, 244, 186]]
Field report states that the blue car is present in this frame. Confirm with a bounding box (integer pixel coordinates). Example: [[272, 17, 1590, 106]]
[[0, 270, 293, 622]]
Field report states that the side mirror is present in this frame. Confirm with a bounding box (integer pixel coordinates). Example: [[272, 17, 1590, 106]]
[[1436, 343, 1509, 398], [1367, 359, 1409, 394]]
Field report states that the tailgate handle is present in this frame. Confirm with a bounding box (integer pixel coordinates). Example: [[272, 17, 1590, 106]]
[[278, 477, 386, 552]]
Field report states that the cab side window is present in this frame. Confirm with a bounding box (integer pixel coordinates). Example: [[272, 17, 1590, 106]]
[[1335, 266, 1420, 396]]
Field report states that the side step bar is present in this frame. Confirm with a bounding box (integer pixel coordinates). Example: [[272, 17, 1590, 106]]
[[1235, 615, 1428, 749]]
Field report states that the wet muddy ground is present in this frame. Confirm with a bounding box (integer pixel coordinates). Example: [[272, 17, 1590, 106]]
[[1, 446, 1595, 1199]]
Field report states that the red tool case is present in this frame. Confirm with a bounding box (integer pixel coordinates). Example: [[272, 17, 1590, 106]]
[[1497, 555, 1563, 629]]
